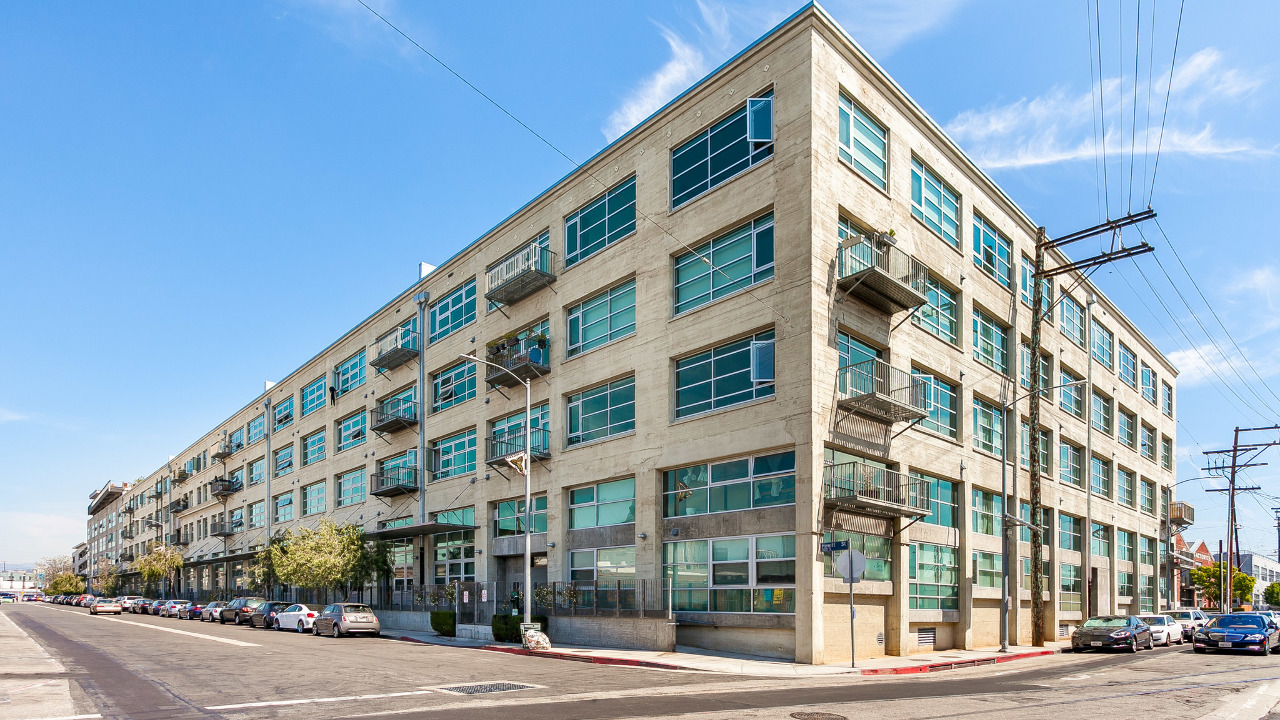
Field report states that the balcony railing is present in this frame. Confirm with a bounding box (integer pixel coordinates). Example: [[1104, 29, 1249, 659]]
[[118, 552, 135, 563], [169, 498, 189, 513], [485, 428, 552, 467], [485, 241, 557, 306], [371, 466, 418, 497], [210, 478, 238, 499], [835, 359, 930, 423], [148, 486, 165, 499], [823, 460, 931, 517], [168, 531, 190, 546], [174, 468, 190, 482], [120, 528, 135, 540], [370, 329, 420, 372], [370, 398, 418, 434], [484, 340, 550, 388], [1171, 501, 1195, 527], [836, 234, 929, 313], [209, 522, 236, 537], [122, 505, 135, 515], [211, 442, 238, 461]]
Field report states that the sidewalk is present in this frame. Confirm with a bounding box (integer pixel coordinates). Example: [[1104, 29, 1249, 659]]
[[385, 628, 1068, 677], [0, 607, 80, 720]]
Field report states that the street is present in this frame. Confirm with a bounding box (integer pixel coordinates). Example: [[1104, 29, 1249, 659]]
[[6, 603, 1280, 720]]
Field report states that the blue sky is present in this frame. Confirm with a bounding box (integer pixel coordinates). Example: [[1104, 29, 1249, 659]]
[[2, 1, 1277, 564]]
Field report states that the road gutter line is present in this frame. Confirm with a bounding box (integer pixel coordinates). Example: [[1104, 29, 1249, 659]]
[[206, 690, 434, 710]]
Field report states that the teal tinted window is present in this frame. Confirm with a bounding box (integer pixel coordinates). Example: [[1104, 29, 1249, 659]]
[[663, 451, 794, 518], [671, 95, 774, 208], [432, 361, 476, 413], [570, 478, 635, 528], [972, 214, 1012, 289], [972, 398, 1003, 456], [429, 279, 477, 343], [913, 370, 957, 438], [565, 176, 636, 266], [337, 469, 366, 507], [909, 543, 959, 610], [247, 414, 265, 444], [972, 307, 1008, 374], [337, 412, 366, 452], [913, 275, 958, 343], [567, 376, 635, 446], [913, 472, 957, 528], [301, 376, 326, 416], [838, 94, 887, 189], [673, 214, 774, 315], [302, 431, 325, 466], [431, 429, 476, 481], [911, 158, 960, 247], [567, 280, 636, 357], [273, 396, 294, 432], [674, 330, 774, 418], [336, 350, 367, 396]]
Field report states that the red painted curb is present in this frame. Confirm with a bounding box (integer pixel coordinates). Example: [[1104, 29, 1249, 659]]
[[480, 645, 684, 670], [859, 649, 1055, 675]]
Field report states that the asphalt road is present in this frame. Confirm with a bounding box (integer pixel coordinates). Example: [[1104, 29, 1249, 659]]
[[6, 602, 1280, 720]]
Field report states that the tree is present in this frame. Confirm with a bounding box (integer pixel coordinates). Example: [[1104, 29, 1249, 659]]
[[272, 520, 382, 599], [92, 557, 120, 597], [44, 573, 85, 595], [134, 545, 183, 597], [251, 532, 290, 595], [1265, 582, 1280, 609], [1189, 562, 1256, 605], [35, 555, 74, 583]]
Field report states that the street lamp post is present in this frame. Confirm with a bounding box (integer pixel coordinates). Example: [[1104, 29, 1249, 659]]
[[1000, 378, 1088, 652], [459, 353, 534, 626]]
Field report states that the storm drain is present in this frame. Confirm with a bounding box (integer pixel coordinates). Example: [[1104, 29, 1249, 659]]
[[790, 713, 848, 720], [437, 682, 536, 695]]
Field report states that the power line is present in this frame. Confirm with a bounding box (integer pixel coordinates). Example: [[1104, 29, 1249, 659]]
[[1141, 0, 1158, 203], [1126, 0, 1143, 212], [1085, 0, 1106, 222], [1147, 0, 1186, 205], [1092, 0, 1112, 217]]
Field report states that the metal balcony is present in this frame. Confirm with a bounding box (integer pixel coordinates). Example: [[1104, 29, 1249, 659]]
[[1171, 501, 1195, 528], [118, 552, 135, 563], [836, 235, 929, 313], [209, 522, 235, 537], [122, 505, 135, 515], [120, 528, 135, 540], [835, 359, 930, 423], [174, 468, 190, 482], [370, 329, 420, 372], [485, 241, 557, 306], [169, 498, 188, 514], [371, 466, 418, 497], [485, 428, 551, 467], [484, 342, 550, 388], [370, 399, 418, 434], [168, 532, 190, 546], [210, 478, 237, 499], [823, 461, 931, 517], [211, 443, 234, 461], [148, 486, 165, 499]]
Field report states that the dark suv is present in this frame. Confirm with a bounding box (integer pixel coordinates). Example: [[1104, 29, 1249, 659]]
[[248, 601, 291, 629], [218, 597, 266, 625]]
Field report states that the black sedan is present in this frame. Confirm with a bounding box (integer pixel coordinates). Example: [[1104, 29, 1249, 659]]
[[248, 602, 291, 629], [1071, 616, 1154, 652], [179, 601, 205, 620], [1193, 613, 1280, 656]]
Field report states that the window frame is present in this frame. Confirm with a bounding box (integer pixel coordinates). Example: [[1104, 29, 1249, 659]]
[[910, 157, 960, 248], [972, 213, 1012, 290], [567, 376, 636, 447], [431, 429, 477, 482], [432, 361, 477, 413], [663, 450, 796, 518], [428, 279, 478, 344], [674, 330, 775, 419], [673, 214, 775, 316], [837, 93, 888, 190], [569, 477, 636, 529], [337, 411, 367, 452], [566, 279, 637, 358], [671, 95, 774, 210]]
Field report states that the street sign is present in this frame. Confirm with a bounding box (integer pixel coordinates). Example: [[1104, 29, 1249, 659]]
[[835, 549, 867, 584], [820, 540, 850, 553]]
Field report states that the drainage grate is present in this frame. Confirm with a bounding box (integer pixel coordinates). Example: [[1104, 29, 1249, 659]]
[[790, 713, 848, 720], [437, 682, 536, 695]]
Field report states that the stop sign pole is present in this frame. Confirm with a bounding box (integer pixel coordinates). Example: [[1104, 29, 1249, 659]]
[[824, 541, 866, 668]]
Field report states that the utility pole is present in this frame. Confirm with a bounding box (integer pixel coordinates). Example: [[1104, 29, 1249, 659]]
[[1272, 508, 1280, 562], [1027, 210, 1155, 646], [1203, 425, 1280, 612]]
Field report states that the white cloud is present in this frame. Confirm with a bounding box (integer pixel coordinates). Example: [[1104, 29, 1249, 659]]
[[603, 26, 710, 142], [946, 47, 1270, 171], [823, 0, 969, 58], [0, 407, 24, 422], [279, 0, 422, 61], [1167, 343, 1248, 388]]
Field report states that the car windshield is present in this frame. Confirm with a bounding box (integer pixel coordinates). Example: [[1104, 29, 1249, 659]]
[[1139, 616, 1167, 625], [343, 605, 373, 614], [1082, 617, 1129, 628], [1211, 616, 1266, 629], [1169, 612, 1192, 619]]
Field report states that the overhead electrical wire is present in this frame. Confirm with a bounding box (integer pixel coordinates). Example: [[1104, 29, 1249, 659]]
[[1126, 0, 1143, 212], [1086, 0, 1106, 222], [1092, 0, 1112, 218], [1147, 0, 1186, 205]]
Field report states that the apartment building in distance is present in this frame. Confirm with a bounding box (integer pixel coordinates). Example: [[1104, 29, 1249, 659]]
[[79, 4, 1190, 663]]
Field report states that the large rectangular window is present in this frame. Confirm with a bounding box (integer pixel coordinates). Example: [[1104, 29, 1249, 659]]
[[914, 472, 958, 528], [911, 158, 959, 247], [248, 501, 265, 529], [1118, 467, 1137, 507], [273, 397, 294, 432], [1118, 571, 1135, 597], [664, 533, 796, 614], [1060, 368, 1084, 418], [1091, 391, 1113, 434], [1060, 564, 1082, 611], [914, 370, 958, 438], [432, 361, 476, 413], [248, 458, 265, 486], [914, 275, 958, 343], [302, 430, 325, 466], [838, 94, 887, 189], [431, 429, 477, 481], [1117, 530, 1136, 562], [973, 551, 1001, 588], [247, 414, 265, 445], [972, 214, 1012, 289], [337, 469, 366, 507], [337, 412, 367, 452], [1060, 295, 1085, 346], [301, 376, 326, 417], [335, 351, 366, 396], [1020, 255, 1052, 311], [494, 495, 547, 536], [570, 477, 635, 528], [1059, 514, 1082, 551], [274, 445, 293, 478], [1091, 522, 1111, 557], [1139, 536, 1156, 566], [1162, 435, 1174, 470], [1119, 343, 1137, 387], [972, 397, 1004, 456], [1020, 344, 1053, 399], [672, 96, 773, 209], [1140, 479, 1157, 514], [1060, 440, 1083, 487], [1019, 502, 1052, 543], [491, 402, 550, 455], [565, 176, 638, 266], [429, 279, 477, 343], [909, 543, 959, 610], [664, 451, 794, 517], [1090, 455, 1112, 497], [1141, 424, 1157, 460], [1141, 362, 1157, 404], [274, 492, 294, 523], [674, 214, 774, 315], [1092, 320, 1114, 369], [1162, 381, 1174, 417], [1118, 408, 1137, 448], [972, 308, 1008, 374], [567, 376, 635, 446], [567, 280, 636, 357], [1019, 421, 1052, 472], [822, 531, 892, 580], [971, 489, 1003, 536], [302, 482, 326, 516], [675, 330, 774, 418]]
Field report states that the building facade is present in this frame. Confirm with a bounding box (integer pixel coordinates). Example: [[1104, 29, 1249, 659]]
[[1214, 552, 1280, 609], [78, 4, 1186, 663]]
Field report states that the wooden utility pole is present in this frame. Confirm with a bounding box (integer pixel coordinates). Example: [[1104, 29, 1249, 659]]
[[1203, 425, 1280, 612]]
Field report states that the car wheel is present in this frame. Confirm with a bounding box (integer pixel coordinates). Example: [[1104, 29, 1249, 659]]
[[312, 624, 321, 636], [332, 623, 342, 638], [298, 621, 306, 634], [219, 615, 226, 624], [234, 615, 242, 626], [1164, 634, 1172, 647], [1129, 639, 1138, 653], [273, 620, 281, 631], [1146, 636, 1155, 651]]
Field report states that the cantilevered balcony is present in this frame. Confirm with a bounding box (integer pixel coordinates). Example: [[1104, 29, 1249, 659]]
[[485, 340, 550, 388], [209, 522, 235, 537], [122, 505, 135, 516], [1171, 501, 1195, 528], [174, 468, 190, 482], [169, 498, 188, 514], [370, 398, 418, 434], [118, 552, 135, 563], [823, 460, 931, 517], [485, 428, 551, 467], [210, 478, 237, 499], [211, 442, 236, 461], [370, 328, 420, 372], [370, 466, 418, 497], [148, 486, 165, 499], [835, 359, 929, 423], [168, 531, 190, 546], [485, 241, 556, 307], [120, 528, 135, 540], [836, 235, 929, 313]]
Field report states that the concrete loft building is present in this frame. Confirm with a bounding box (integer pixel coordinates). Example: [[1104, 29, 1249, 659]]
[[78, 4, 1189, 663]]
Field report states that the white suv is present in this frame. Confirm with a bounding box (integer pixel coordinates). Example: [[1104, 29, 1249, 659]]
[[1167, 609, 1211, 639]]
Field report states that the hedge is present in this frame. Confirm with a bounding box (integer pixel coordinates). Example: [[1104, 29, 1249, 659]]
[[430, 610, 456, 637], [491, 613, 547, 643]]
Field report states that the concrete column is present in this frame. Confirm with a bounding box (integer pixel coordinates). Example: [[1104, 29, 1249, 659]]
[[958, 481, 974, 650], [887, 515, 911, 656], [796, 440, 823, 664]]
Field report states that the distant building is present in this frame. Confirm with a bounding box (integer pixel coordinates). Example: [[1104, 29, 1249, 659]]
[[1212, 551, 1280, 609], [0, 571, 41, 591]]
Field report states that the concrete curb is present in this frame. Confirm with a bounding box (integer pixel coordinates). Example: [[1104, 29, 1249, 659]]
[[480, 645, 685, 670], [857, 649, 1057, 675]]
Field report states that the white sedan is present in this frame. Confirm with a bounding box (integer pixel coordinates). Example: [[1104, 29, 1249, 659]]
[[274, 603, 325, 632], [89, 599, 122, 615], [1138, 614, 1184, 646]]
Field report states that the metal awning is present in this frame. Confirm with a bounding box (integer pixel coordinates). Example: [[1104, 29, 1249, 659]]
[[366, 522, 477, 541]]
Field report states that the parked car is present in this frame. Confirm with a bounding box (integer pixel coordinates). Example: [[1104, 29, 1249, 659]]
[[117, 596, 143, 612], [147, 600, 166, 615], [313, 603, 381, 638], [160, 600, 191, 618], [274, 603, 325, 633], [129, 598, 152, 614], [0, 595, 15, 604], [200, 601, 228, 622], [1071, 616, 1154, 652], [76, 595, 96, 607], [1137, 615, 1184, 646], [1193, 613, 1280, 655], [1167, 609, 1211, 639], [179, 601, 205, 620], [89, 598, 122, 615], [219, 597, 266, 625], [248, 602, 291, 629]]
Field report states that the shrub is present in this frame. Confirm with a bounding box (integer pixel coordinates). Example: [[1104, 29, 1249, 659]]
[[430, 610, 456, 637], [491, 614, 547, 643]]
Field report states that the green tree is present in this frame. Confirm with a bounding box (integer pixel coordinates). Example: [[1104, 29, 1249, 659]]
[[250, 532, 291, 595], [93, 558, 120, 597], [134, 545, 183, 596], [272, 519, 382, 598], [1190, 562, 1255, 605], [1264, 582, 1280, 608], [44, 573, 85, 595]]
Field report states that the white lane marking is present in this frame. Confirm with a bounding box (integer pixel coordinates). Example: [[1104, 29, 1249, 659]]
[[7, 714, 102, 720], [1199, 682, 1280, 720], [206, 690, 434, 710], [35, 606, 259, 648]]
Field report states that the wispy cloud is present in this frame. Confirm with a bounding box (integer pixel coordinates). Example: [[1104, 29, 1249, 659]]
[[1167, 343, 1253, 388], [604, 26, 710, 142], [278, 0, 423, 61], [824, 0, 969, 58], [0, 407, 25, 423], [946, 47, 1270, 170]]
